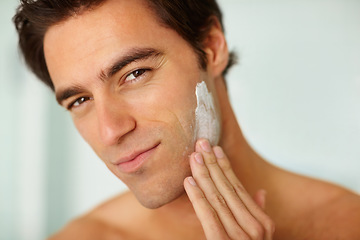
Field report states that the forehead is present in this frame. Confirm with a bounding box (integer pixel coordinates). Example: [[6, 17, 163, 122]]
[[43, 0, 182, 91]]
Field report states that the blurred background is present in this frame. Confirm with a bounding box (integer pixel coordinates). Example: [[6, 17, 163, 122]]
[[1, 0, 359, 239]]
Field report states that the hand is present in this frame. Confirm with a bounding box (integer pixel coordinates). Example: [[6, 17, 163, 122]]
[[184, 139, 275, 240]]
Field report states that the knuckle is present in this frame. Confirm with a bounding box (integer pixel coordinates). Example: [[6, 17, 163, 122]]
[[224, 181, 237, 194], [233, 182, 246, 194], [263, 217, 276, 234], [205, 156, 218, 166], [218, 157, 232, 170], [193, 163, 210, 178], [228, 228, 247, 240], [234, 233, 250, 240], [197, 169, 211, 179], [204, 205, 219, 221], [210, 193, 227, 207], [248, 222, 265, 240], [190, 193, 206, 205]]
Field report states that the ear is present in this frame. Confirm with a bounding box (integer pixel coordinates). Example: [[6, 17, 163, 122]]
[[203, 18, 229, 78]]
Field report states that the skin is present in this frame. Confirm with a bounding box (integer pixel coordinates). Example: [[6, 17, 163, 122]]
[[43, 0, 360, 239], [45, 0, 204, 209]]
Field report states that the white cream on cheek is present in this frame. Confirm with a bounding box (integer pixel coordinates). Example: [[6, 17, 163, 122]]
[[194, 81, 220, 146]]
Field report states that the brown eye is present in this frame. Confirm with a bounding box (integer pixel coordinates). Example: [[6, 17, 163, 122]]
[[125, 69, 147, 82], [133, 69, 146, 77], [68, 96, 93, 109]]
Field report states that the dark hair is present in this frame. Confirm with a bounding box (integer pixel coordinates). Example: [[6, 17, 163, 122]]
[[13, 0, 237, 91]]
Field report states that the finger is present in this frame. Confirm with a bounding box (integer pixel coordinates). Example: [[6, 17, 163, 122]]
[[189, 152, 249, 239], [196, 140, 265, 239], [253, 189, 267, 210], [183, 176, 229, 240], [214, 146, 275, 239]]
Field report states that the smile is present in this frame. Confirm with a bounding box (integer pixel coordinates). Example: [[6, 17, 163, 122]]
[[115, 143, 160, 173]]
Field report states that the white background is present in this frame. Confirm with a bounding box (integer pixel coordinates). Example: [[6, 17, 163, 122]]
[[1, 0, 359, 239]]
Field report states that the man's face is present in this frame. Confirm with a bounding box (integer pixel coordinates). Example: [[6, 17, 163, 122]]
[[44, 0, 219, 208]]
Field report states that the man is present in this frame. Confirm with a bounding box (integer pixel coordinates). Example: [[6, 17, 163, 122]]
[[13, 0, 360, 239]]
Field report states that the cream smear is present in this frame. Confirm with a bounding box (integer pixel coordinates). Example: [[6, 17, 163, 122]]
[[194, 81, 220, 146]]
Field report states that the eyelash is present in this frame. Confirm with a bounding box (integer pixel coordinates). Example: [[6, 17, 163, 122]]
[[125, 68, 148, 82], [67, 68, 150, 110], [67, 96, 93, 110]]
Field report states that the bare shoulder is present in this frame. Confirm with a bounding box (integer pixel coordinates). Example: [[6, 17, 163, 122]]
[[48, 191, 143, 240], [295, 179, 360, 239], [271, 168, 360, 239], [313, 189, 360, 238], [47, 215, 124, 240]]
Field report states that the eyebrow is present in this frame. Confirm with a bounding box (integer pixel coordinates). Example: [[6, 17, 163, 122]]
[[99, 47, 163, 81], [55, 47, 163, 105]]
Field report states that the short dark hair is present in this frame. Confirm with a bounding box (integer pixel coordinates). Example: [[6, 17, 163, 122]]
[[13, 0, 237, 91]]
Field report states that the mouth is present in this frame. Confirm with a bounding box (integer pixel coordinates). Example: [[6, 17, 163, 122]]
[[115, 142, 160, 174]]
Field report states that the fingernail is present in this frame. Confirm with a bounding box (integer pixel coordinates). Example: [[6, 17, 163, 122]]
[[194, 153, 204, 165], [213, 146, 225, 159], [187, 177, 197, 186], [199, 139, 212, 153]]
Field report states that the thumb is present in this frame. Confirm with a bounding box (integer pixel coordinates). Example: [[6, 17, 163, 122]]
[[253, 189, 267, 210]]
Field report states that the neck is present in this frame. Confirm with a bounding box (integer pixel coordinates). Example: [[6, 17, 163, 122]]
[[216, 77, 273, 197]]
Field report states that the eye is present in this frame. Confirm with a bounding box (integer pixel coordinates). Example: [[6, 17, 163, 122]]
[[125, 69, 147, 82], [68, 96, 93, 110]]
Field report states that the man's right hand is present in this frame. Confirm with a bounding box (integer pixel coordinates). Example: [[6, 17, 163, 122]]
[[184, 139, 275, 239]]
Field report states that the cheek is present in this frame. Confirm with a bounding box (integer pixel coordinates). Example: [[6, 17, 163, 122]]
[[133, 79, 199, 139], [165, 90, 198, 150]]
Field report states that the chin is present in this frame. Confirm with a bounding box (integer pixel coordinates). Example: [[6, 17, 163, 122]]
[[132, 177, 188, 209], [126, 141, 194, 209]]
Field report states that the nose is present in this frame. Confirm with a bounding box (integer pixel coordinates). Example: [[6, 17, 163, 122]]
[[96, 97, 136, 146]]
